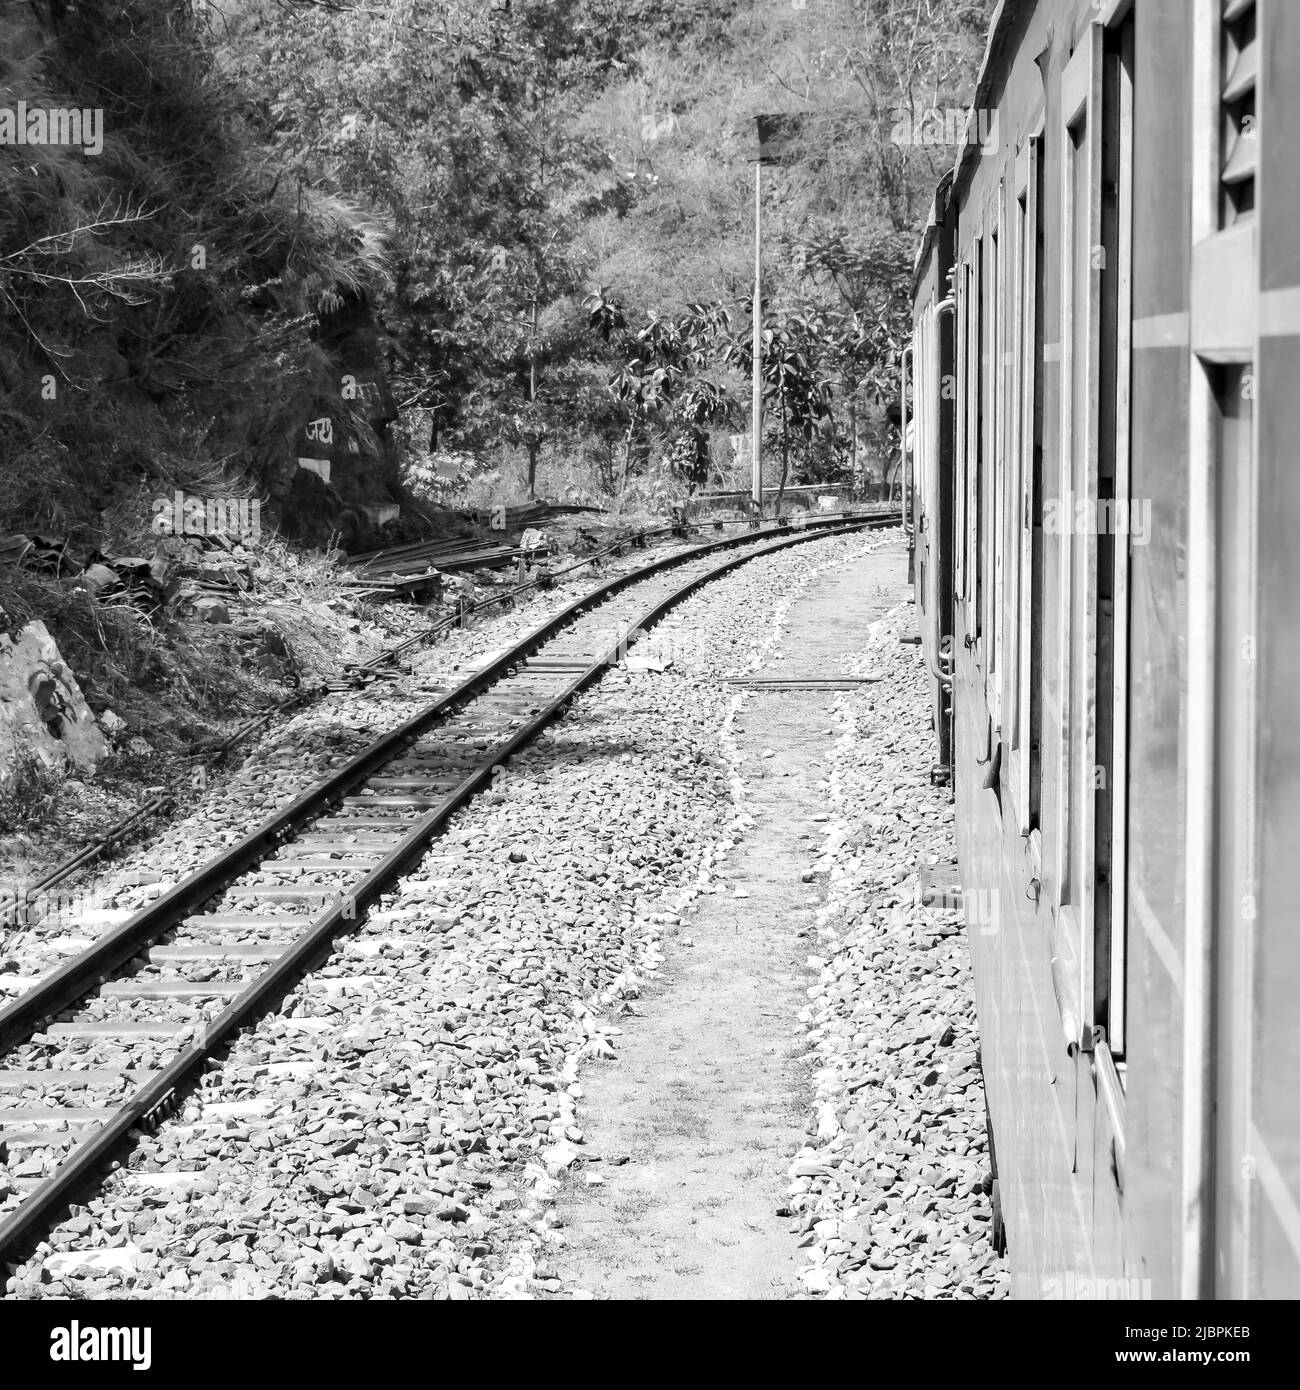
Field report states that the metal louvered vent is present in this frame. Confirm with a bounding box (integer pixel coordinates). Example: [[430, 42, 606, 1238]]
[[1221, 0, 1257, 224]]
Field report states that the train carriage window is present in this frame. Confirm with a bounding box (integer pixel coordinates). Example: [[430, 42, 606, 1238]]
[[968, 242, 976, 634], [1021, 135, 1045, 837], [1056, 40, 1094, 914], [1095, 15, 1134, 1057], [991, 189, 1007, 739], [916, 307, 930, 607], [987, 220, 1000, 716], [1067, 112, 1092, 920], [973, 236, 985, 644], [956, 263, 969, 608], [1015, 135, 1045, 837], [1006, 178, 1023, 786], [1055, 16, 1134, 1057], [1219, 0, 1257, 225]]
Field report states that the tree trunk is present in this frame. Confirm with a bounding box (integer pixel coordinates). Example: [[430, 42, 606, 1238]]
[[774, 394, 790, 518], [617, 419, 636, 513], [526, 438, 539, 499]]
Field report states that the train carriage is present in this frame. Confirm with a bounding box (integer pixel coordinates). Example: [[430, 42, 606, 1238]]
[[906, 0, 1300, 1298]]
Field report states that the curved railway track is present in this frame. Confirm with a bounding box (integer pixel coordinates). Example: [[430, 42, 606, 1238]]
[[0, 509, 896, 929], [0, 512, 898, 1269]]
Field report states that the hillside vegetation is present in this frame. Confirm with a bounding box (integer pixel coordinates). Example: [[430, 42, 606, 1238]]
[[3, 0, 990, 532], [217, 0, 991, 506], [0, 0, 990, 862], [0, 0, 390, 545]]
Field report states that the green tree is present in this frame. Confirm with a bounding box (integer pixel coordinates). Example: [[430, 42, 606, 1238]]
[[587, 289, 734, 504]]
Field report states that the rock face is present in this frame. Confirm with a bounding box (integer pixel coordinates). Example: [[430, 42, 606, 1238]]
[[0, 620, 108, 793], [266, 294, 404, 553]]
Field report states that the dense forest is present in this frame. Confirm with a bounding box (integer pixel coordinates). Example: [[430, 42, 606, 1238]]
[[0, 0, 993, 852], [1, 0, 991, 534]]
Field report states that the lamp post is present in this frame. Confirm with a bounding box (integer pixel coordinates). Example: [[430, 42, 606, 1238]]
[[752, 157, 762, 518], [752, 114, 802, 522]]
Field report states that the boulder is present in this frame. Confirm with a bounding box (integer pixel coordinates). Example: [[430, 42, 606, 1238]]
[[0, 620, 108, 793]]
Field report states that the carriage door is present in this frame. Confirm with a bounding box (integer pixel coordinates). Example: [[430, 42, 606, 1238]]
[[1209, 364, 1258, 1297], [1096, 13, 1135, 1061], [1191, 0, 1262, 1300]]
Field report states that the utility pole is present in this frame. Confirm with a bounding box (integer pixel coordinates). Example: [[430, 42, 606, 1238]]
[[752, 159, 762, 518], [528, 293, 539, 499], [751, 114, 802, 522]]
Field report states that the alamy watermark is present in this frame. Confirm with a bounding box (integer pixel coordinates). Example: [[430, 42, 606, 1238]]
[[49, 1322, 151, 1371], [890, 106, 999, 155], [152, 491, 261, 542], [1, 883, 116, 929], [1043, 1271, 1152, 1300], [1043, 493, 1151, 545], [0, 103, 103, 156]]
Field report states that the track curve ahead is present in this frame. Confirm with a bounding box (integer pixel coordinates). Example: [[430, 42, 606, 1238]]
[[0, 512, 898, 1267]]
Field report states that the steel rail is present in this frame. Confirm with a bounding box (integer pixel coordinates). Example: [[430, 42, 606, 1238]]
[[0, 510, 895, 936], [0, 513, 894, 1057], [347, 519, 699, 670], [0, 523, 715, 924], [0, 513, 896, 1268], [352, 505, 898, 672]]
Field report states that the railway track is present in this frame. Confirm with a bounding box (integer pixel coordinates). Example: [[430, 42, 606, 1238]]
[[0, 512, 855, 930], [336, 514, 740, 685], [339, 504, 900, 683], [0, 512, 898, 1270], [0, 511, 880, 931]]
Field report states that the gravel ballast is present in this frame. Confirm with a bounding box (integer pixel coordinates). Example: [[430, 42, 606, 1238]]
[[0, 532, 753, 991], [2, 526, 1004, 1301], [784, 604, 1008, 1299]]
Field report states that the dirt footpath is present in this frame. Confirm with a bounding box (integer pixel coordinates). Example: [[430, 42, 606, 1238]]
[[551, 540, 909, 1299]]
